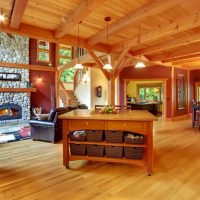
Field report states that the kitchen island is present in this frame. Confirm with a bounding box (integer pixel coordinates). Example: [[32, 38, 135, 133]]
[[59, 109, 157, 175]]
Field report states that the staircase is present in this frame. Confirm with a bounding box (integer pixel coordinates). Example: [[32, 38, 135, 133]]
[[60, 89, 79, 107], [66, 90, 79, 107]]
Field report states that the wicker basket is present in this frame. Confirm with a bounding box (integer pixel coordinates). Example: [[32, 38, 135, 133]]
[[105, 146, 123, 158], [124, 147, 144, 159], [86, 130, 103, 142], [124, 133, 144, 144], [87, 145, 104, 157], [69, 133, 86, 141], [70, 144, 86, 155], [105, 130, 123, 143]]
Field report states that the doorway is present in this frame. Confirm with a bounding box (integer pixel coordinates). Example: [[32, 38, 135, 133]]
[[124, 79, 168, 120]]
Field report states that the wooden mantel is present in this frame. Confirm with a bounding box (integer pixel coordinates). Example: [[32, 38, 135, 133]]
[[0, 88, 37, 92]]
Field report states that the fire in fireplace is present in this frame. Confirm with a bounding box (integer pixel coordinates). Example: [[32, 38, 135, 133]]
[[0, 104, 22, 121]]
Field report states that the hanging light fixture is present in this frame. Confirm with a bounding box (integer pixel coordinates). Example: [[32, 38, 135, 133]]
[[135, 24, 146, 68], [0, 11, 5, 22], [74, 21, 84, 69], [103, 16, 112, 70]]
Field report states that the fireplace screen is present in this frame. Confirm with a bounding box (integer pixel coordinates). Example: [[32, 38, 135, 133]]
[[0, 104, 22, 121]]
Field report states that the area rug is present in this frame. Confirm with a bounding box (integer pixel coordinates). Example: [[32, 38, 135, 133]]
[[0, 125, 31, 143]]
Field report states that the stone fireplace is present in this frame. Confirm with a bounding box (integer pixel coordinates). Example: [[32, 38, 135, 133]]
[[0, 33, 30, 124], [0, 104, 22, 121]]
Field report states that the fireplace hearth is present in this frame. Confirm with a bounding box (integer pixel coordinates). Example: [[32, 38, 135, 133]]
[[0, 104, 22, 121]]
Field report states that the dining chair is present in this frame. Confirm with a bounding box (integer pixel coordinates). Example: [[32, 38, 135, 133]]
[[191, 100, 200, 129]]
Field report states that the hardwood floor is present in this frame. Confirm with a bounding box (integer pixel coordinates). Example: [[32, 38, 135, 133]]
[[1, 119, 200, 200]]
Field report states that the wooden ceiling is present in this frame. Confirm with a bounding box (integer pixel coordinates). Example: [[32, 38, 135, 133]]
[[0, 0, 200, 70]]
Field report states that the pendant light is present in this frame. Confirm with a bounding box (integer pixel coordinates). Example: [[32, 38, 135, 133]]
[[0, 11, 5, 22], [74, 21, 84, 69], [135, 24, 146, 68], [103, 16, 112, 70]]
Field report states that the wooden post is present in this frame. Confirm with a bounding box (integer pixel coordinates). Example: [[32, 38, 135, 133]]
[[171, 65, 175, 120], [55, 43, 60, 107], [110, 77, 115, 105], [187, 70, 190, 116]]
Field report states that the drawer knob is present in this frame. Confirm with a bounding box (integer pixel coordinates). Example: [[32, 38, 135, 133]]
[[86, 122, 89, 125], [124, 123, 126, 127]]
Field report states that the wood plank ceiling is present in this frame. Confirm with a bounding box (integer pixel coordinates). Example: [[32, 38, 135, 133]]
[[0, 0, 200, 71]]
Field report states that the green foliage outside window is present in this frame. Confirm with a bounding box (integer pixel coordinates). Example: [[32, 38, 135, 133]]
[[61, 68, 75, 82], [59, 49, 72, 57], [139, 87, 161, 101], [39, 51, 49, 61], [59, 46, 75, 83]]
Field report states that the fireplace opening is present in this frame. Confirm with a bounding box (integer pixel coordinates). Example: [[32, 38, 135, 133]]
[[0, 104, 22, 121]]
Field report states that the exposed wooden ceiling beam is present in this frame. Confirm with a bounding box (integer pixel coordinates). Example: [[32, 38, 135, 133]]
[[113, 58, 130, 79], [87, 0, 184, 46], [0, 23, 108, 53], [148, 43, 200, 62], [86, 48, 110, 80], [111, 48, 130, 76], [172, 57, 200, 65], [57, 51, 105, 71], [112, 13, 200, 52], [0, 61, 56, 72], [127, 52, 171, 68], [55, 0, 105, 38], [132, 32, 200, 56], [162, 53, 200, 63], [181, 64, 200, 70], [10, 0, 28, 29]]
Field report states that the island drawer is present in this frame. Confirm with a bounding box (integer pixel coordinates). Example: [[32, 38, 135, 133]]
[[69, 119, 105, 130], [107, 121, 144, 132]]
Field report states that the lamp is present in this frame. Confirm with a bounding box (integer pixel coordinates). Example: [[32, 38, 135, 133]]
[[0, 11, 5, 22], [103, 17, 112, 70], [135, 24, 146, 68], [74, 21, 83, 69]]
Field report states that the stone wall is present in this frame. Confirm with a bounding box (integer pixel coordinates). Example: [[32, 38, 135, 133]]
[[0, 32, 29, 64], [0, 33, 30, 124]]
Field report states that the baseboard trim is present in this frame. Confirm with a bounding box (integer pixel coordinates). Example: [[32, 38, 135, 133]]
[[172, 114, 190, 121]]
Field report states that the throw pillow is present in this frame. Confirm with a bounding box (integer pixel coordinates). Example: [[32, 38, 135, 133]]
[[36, 114, 49, 121]]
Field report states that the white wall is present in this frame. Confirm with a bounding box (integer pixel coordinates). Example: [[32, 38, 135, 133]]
[[75, 69, 91, 109], [91, 68, 108, 108]]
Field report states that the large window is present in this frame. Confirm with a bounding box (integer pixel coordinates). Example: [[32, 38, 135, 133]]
[[138, 84, 162, 101], [37, 40, 50, 62], [59, 45, 72, 65], [59, 45, 75, 83]]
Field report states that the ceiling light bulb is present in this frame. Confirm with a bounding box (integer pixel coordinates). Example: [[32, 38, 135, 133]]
[[135, 62, 146, 68], [74, 63, 84, 69], [103, 63, 112, 70], [0, 14, 5, 22]]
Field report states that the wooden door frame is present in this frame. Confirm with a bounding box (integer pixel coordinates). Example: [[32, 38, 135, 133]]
[[123, 78, 168, 120], [194, 81, 200, 102]]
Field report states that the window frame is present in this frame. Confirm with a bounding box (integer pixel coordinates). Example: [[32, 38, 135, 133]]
[[37, 40, 50, 62], [59, 45, 72, 65], [137, 83, 162, 101]]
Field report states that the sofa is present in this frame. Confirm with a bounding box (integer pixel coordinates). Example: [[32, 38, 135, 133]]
[[29, 107, 76, 143]]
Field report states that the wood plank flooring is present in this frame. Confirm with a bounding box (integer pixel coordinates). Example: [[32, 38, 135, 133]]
[[1, 119, 200, 200]]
